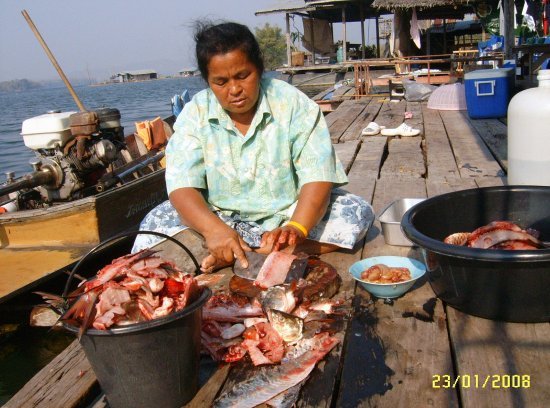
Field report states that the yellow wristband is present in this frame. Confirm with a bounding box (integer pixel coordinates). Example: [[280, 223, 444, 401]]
[[286, 220, 308, 237]]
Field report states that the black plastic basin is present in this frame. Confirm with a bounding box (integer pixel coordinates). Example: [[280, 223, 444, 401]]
[[401, 185, 550, 323]]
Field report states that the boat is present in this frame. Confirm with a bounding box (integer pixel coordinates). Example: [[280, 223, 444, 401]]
[[0, 108, 176, 302]]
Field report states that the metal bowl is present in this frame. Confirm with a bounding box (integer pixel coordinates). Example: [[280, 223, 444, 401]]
[[401, 185, 550, 323], [378, 198, 426, 246], [349, 256, 426, 299]]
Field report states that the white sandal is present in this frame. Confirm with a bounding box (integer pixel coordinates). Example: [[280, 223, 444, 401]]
[[361, 122, 384, 136], [380, 123, 420, 137]]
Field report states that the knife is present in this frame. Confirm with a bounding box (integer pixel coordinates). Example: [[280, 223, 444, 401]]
[[233, 251, 308, 282]]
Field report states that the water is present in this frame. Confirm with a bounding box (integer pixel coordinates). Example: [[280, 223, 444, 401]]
[[0, 76, 208, 179]]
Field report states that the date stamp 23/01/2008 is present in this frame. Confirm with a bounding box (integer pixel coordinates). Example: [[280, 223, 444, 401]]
[[432, 374, 531, 389]]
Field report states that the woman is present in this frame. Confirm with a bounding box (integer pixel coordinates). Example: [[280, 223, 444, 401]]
[[133, 21, 373, 272]]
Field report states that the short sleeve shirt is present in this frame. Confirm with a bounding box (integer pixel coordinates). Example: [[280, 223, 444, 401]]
[[165, 77, 348, 231]]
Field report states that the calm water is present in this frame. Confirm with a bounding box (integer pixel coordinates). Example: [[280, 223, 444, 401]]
[[0, 76, 208, 178]]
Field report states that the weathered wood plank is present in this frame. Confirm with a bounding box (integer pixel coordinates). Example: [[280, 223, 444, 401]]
[[374, 99, 407, 131], [439, 111, 505, 179], [346, 138, 386, 200], [447, 308, 550, 408], [334, 140, 361, 174], [421, 104, 461, 180], [341, 98, 384, 142], [426, 178, 477, 197], [467, 117, 508, 171], [326, 100, 370, 143], [380, 138, 425, 179], [5, 340, 97, 408]]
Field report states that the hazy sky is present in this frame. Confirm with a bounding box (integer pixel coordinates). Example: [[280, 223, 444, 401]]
[[0, 0, 288, 82]]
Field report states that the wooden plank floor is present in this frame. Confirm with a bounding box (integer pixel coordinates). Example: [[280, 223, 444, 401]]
[[7, 98, 549, 408]]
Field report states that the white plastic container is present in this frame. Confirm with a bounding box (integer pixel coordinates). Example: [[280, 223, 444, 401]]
[[21, 111, 76, 150], [507, 70, 550, 185]]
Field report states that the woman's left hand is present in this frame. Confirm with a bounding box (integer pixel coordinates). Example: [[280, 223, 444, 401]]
[[260, 225, 306, 252]]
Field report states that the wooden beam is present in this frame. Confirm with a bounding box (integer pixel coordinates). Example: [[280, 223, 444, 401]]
[[286, 13, 291, 67], [502, 0, 515, 58], [360, 3, 365, 59], [342, 7, 347, 61]]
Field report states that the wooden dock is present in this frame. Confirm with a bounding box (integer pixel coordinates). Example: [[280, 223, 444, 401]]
[[7, 98, 549, 408]]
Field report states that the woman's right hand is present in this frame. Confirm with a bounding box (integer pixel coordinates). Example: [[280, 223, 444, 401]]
[[202, 223, 251, 269]]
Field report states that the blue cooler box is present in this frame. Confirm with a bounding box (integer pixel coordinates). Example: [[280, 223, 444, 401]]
[[464, 68, 514, 118]]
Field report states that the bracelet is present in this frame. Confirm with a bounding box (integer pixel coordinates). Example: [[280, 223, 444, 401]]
[[286, 220, 308, 237]]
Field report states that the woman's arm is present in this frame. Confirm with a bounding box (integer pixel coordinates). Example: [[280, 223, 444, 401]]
[[260, 181, 333, 250], [169, 187, 250, 267]]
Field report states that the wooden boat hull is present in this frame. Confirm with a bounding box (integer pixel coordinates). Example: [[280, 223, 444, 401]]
[[0, 169, 167, 301]]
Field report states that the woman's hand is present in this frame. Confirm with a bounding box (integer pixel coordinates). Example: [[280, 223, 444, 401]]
[[202, 222, 251, 268], [260, 224, 306, 252]]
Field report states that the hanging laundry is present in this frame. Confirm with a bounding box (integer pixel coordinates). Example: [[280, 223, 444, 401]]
[[410, 8, 421, 49]]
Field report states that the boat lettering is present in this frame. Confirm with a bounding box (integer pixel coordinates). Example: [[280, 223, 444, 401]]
[[125, 191, 165, 218]]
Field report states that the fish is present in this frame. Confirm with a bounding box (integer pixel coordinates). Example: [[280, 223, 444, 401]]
[[259, 285, 296, 314], [213, 333, 339, 408], [254, 251, 297, 289], [265, 382, 303, 408], [267, 309, 303, 343]]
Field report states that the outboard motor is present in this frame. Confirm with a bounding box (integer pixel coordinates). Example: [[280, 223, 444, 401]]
[[0, 108, 124, 210]]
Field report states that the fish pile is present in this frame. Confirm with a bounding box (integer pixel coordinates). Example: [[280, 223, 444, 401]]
[[201, 253, 348, 407], [443, 220, 544, 250], [39, 249, 203, 336]]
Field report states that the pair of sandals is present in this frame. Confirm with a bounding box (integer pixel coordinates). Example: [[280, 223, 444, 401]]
[[361, 122, 420, 137]]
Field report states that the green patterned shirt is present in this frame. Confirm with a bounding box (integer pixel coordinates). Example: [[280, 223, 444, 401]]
[[165, 77, 348, 231]]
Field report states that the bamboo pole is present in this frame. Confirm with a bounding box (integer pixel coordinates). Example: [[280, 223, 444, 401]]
[[21, 9, 86, 111]]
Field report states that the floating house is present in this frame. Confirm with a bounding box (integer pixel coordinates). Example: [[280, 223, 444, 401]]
[[178, 68, 199, 77], [114, 69, 158, 82]]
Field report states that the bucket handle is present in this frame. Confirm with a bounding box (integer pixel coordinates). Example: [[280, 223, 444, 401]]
[[475, 80, 495, 96], [63, 230, 201, 298]]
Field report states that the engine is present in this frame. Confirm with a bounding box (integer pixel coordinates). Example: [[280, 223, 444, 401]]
[[1, 108, 125, 210]]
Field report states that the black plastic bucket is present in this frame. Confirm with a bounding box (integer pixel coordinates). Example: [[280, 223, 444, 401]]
[[62, 231, 211, 408], [401, 186, 550, 323]]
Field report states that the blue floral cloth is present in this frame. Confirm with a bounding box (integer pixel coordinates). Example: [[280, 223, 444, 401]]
[[132, 188, 373, 252]]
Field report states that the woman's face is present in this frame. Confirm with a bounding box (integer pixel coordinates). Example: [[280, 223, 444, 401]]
[[206, 48, 261, 119]]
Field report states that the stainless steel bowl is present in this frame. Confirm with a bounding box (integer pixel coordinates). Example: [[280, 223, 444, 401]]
[[379, 198, 426, 246]]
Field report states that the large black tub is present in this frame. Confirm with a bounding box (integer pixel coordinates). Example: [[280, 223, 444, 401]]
[[401, 185, 550, 323]]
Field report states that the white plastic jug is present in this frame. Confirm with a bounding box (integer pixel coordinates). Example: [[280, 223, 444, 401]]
[[507, 69, 550, 185]]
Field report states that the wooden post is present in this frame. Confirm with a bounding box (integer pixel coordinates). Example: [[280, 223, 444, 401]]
[[360, 3, 365, 59], [443, 19, 447, 53], [286, 13, 292, 67], [342, 7, 347, 61], [311, 17, 316, 65], [376, 16, 381, 58], [502, 0, 515, 58]]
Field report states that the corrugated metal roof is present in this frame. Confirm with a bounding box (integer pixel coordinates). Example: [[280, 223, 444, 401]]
[[255, 0, 314, 15], [372, 0, 474, 8]]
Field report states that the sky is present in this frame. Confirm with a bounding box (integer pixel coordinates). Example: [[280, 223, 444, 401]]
[[0, 0, 375, 83], [0, 0, 286, 82]]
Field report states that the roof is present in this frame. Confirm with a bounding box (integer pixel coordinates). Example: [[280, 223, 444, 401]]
[[117, 70, 157, 76], [372, 0, 475, 8], [255, 0, 314, 15]]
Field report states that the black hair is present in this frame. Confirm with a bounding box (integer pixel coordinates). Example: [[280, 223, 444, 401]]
[[194, 21, 264, 81]]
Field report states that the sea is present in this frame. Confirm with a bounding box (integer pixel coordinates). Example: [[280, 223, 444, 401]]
[[0, 76, 209, 179]]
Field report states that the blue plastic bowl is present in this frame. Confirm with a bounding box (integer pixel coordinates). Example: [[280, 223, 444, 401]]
[[349, 256, 426, 299]]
